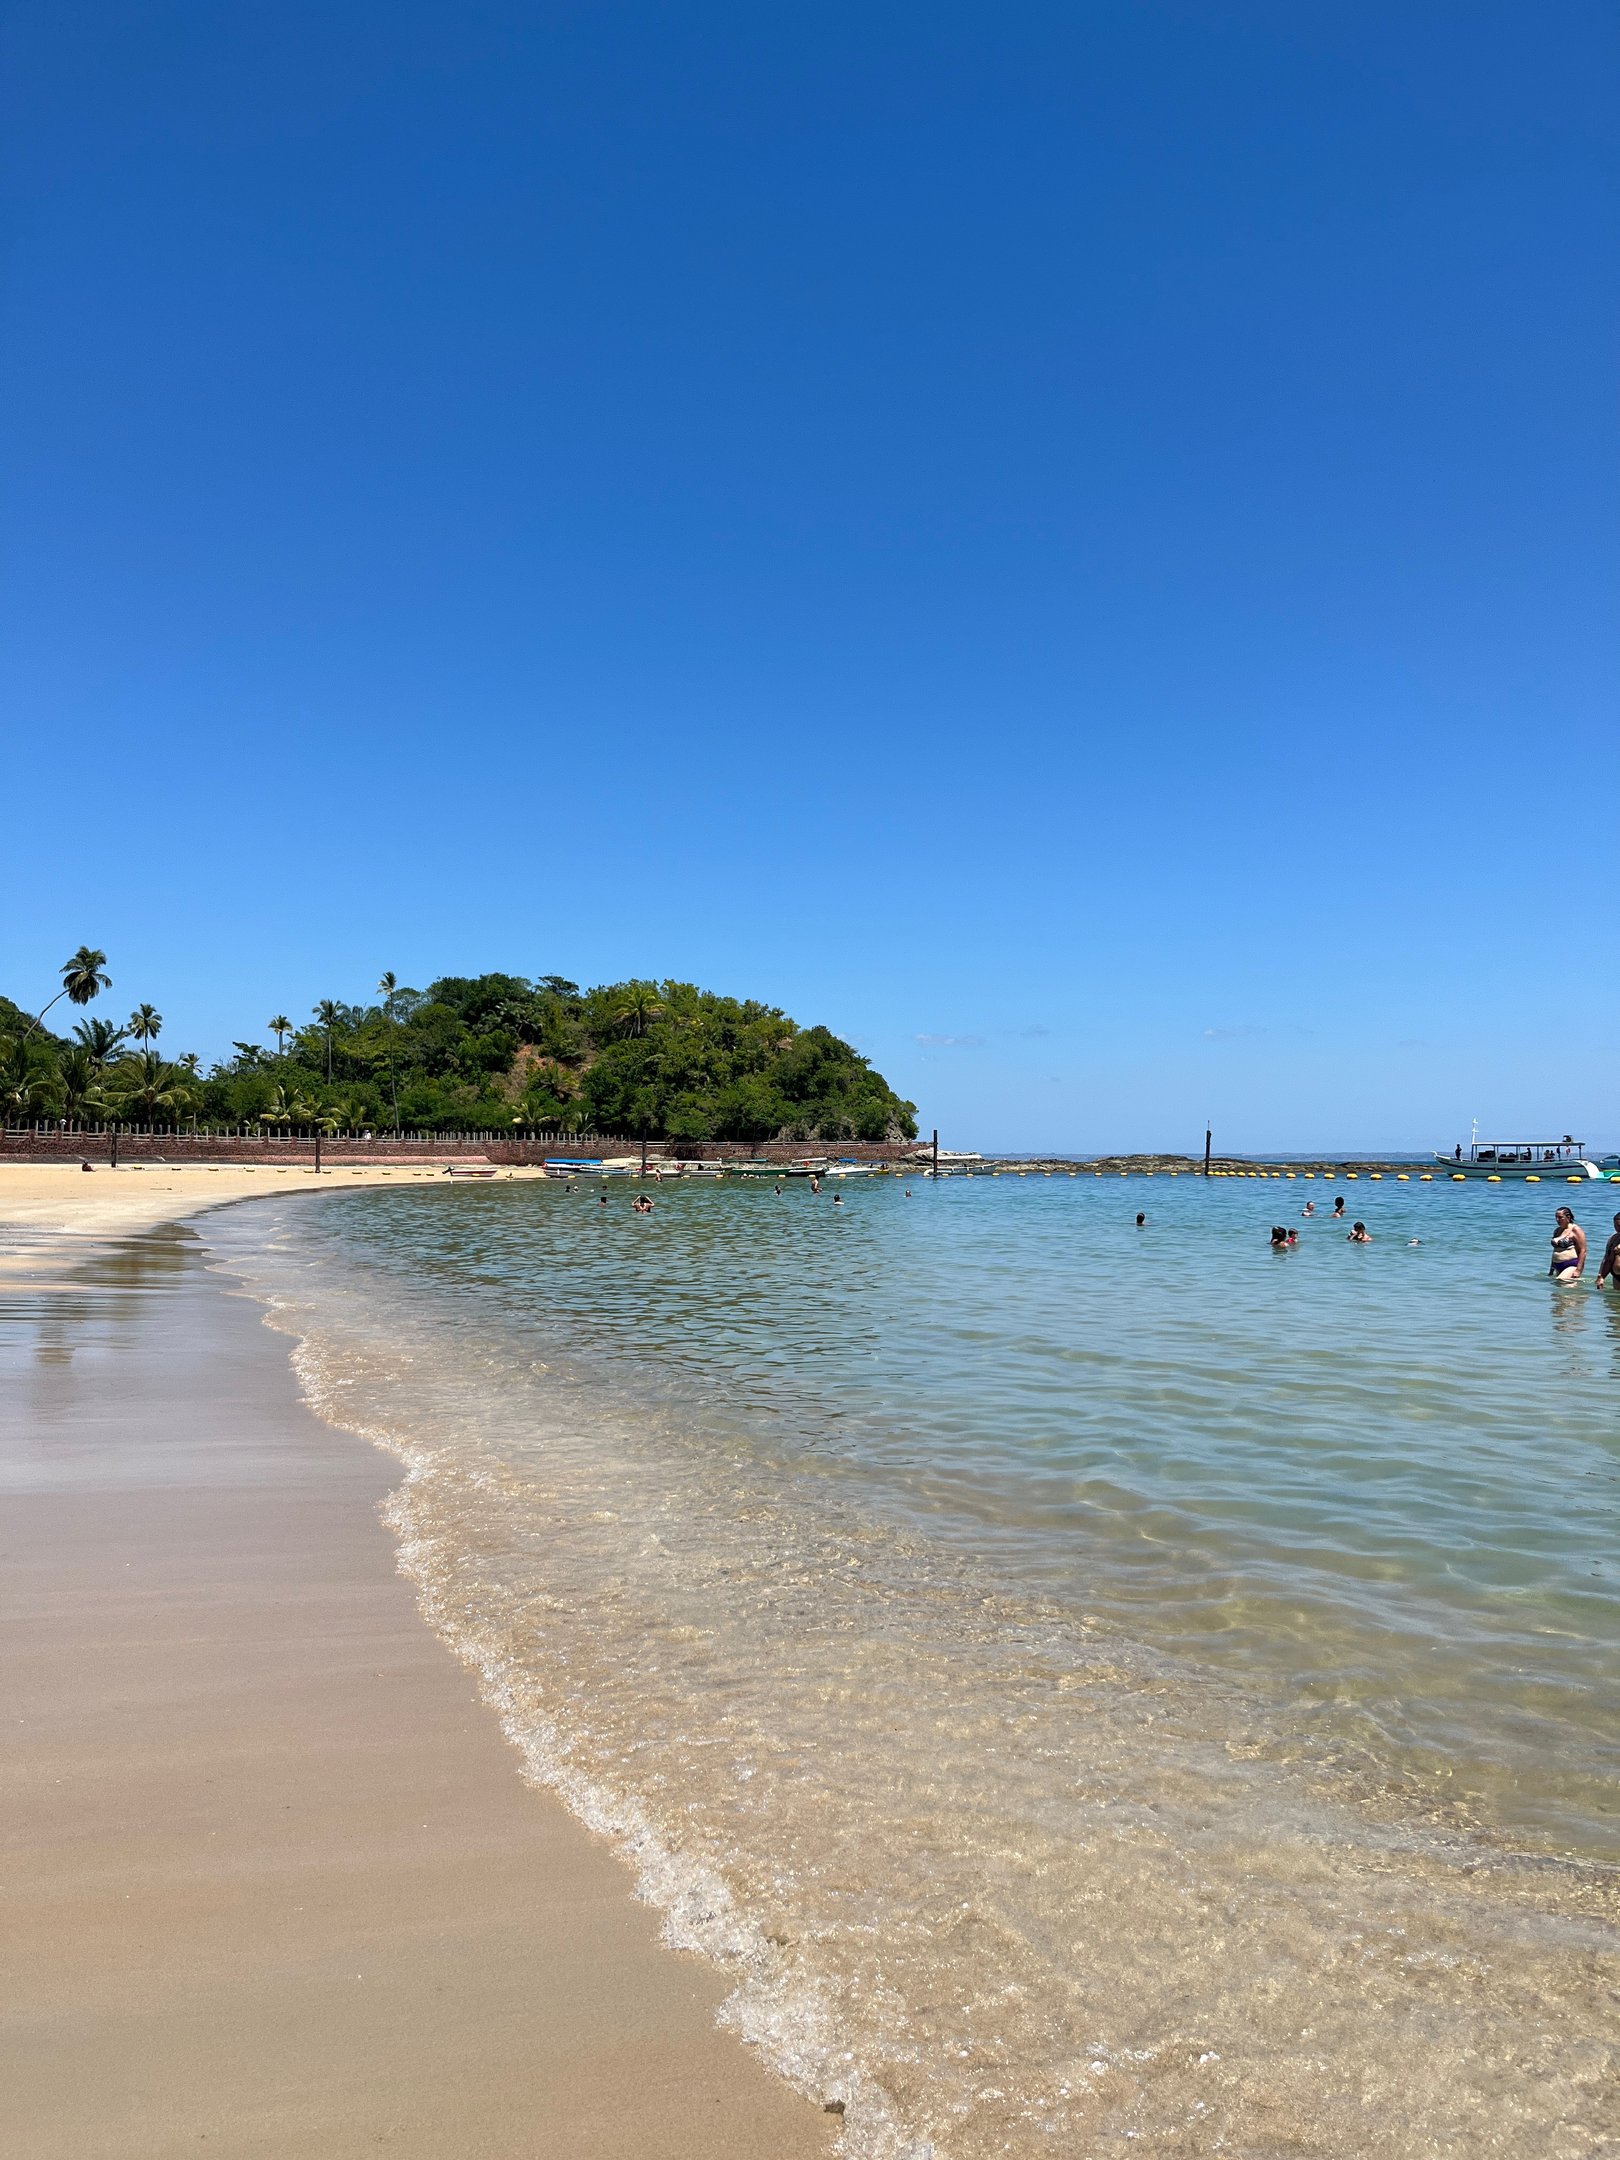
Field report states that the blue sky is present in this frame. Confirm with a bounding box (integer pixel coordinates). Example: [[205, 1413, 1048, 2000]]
[[2, 2, 1615, 1152]]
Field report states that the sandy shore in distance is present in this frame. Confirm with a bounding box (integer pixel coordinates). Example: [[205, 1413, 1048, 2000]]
[[0, 1177, 834, 2158], [0, 1159, 552, 1278]]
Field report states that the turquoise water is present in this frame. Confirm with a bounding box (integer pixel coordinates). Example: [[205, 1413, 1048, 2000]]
[[215, 1172, 1620, 2158]]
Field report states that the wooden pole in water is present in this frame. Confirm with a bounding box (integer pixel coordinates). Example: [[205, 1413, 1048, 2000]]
[[932, 1127, 939, 1178], [1203, 1127, 1212, 1177]]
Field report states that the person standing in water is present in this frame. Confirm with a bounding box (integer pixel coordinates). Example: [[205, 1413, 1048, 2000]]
[[1595, 1213, 1620, 1289], [1550, 1206, 1586, 1283], [1135, 1212, 1146, 1228], [1301, 1200, 1315, 1217], [1331, 1196, 1347, 1219], [1347, 1221, 1372, 1243]]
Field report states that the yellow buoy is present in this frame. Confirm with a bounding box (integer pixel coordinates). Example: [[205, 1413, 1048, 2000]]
[[1452, 1173, 1466, 1181], [1487, 1174, 1502, 1182], [1567, 1175, 1583, 1183], [1526, 1174, 1540, 1182], [1420, 1173, 1432, 1181], [1396, 1173, 1409, 1181], [1369, 1173, 1383, 1181]]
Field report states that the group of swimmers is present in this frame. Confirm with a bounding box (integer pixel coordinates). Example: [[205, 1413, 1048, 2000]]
[[1273, 1193, 1620, 1282]]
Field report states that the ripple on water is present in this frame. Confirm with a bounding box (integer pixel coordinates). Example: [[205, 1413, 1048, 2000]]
[[210, 1179, 1620, 2157]]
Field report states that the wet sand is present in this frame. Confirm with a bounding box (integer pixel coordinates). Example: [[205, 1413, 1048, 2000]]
[[0, 1221, 834, 2159]]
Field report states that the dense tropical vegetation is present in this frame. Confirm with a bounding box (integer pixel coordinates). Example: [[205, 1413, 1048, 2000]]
[[1, 952, 917, 1143]]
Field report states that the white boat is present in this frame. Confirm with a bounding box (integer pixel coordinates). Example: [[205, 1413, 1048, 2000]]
[[1434, 1137, 1590, 1180]]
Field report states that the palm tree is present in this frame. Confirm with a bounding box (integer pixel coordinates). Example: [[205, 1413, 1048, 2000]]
[[127, 1003, 163, 1050], [313, 1000, 341, 1082], [72, 1016, 126, 1068], [268, 1015, 293, 1057], [22, 946, 111, 1042], [0, 1035, 63, 1122], [56, 1045, 104, 1121], [257, 1083, 322, 1129], [609, 980, 663, 1039], [316, 1096, 367, 1135], [109, 1051, 196, 1125], [377, 972, 400, 1127]]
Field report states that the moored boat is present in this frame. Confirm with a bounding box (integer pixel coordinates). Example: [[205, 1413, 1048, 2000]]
[[1435, 1137, 1589, 1179]]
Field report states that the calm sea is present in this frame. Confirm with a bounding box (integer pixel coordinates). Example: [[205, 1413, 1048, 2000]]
[[212, 1170, 1620, 2159]]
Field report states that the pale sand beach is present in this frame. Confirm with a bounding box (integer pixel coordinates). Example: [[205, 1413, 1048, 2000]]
[[0, 1160, 552, 1278], [0, 1179, 833, 2158]]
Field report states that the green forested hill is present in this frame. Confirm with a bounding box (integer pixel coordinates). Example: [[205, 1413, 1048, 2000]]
[[2, 968, 917, 1142]]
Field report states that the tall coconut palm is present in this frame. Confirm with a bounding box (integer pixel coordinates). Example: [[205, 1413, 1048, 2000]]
[[22, 946, 111, 1042], [313, 1000, 341, 1082], [377, 972, 401, 1127], [72, 1016, 126, 1068], [127, 1003, 163, 1050], [268, 1015, 293, 1057]]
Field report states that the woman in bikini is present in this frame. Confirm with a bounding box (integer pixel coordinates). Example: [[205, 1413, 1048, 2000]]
[[1549, 1207, 1586, 1284]]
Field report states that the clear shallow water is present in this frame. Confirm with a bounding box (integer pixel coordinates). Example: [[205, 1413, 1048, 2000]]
[[212, 1174, 1620, 2157]]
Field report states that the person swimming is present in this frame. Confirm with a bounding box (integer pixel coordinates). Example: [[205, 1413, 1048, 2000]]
[[1301, 1200, 1315, 1217], [1348, 1221, 1372, 1242], [1550, 1206, 1586, 1283], [832, 1193, 843, 1205], [1135, 1212, 1146, 1227], [1331, 1196, 1346, 1219]]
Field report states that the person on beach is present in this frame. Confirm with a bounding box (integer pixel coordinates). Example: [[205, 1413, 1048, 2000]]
[[1550, 1207, 1586, 1283], [1331, 1196, 1346, 1219], [1595, 1213, 1620, 1289], [1348, 1221, 1372, 1243]]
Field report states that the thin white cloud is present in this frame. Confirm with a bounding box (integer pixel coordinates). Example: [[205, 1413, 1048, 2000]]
[[915, 1032, 987, 1049]]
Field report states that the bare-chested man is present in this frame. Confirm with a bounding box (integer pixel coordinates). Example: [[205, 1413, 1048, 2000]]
[[1595, 1212, 1620, 1289]]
